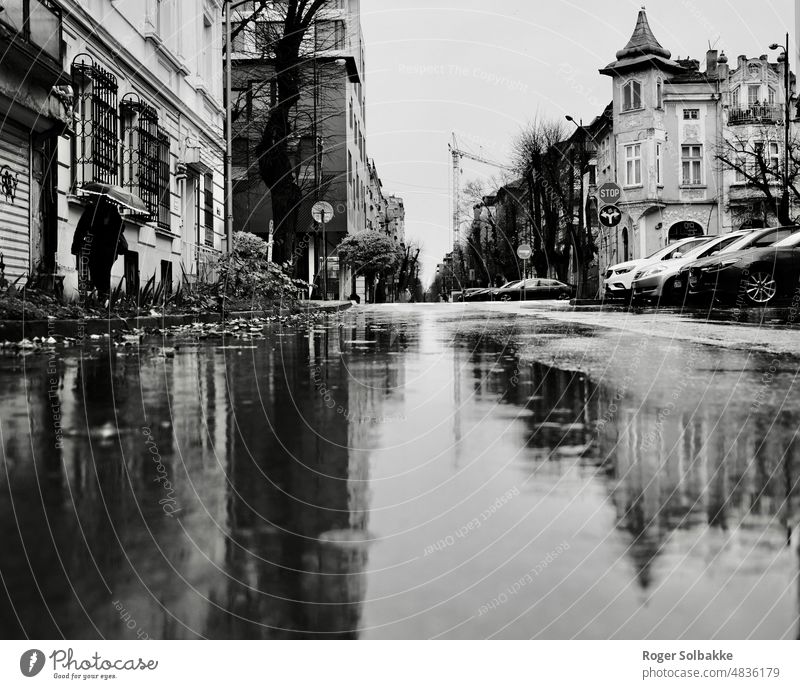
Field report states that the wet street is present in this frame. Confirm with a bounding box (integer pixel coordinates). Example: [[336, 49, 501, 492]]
[[0, 303, 798, 640]]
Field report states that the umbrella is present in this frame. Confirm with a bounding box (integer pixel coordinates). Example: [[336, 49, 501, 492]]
[[81, 181, 149, 214]]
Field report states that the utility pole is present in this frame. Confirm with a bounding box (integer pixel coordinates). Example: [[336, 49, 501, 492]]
[[770, 33, 792, 224], [224, 1, 234, 254]]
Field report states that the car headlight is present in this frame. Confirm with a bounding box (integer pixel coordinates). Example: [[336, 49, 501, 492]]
[[615, 267, 634, 275], [704, 257, 741, 270], [639, 266, 667, 278]]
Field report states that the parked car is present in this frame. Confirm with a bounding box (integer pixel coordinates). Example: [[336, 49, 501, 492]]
[[676, 226, 800, 303], [456, 287, 488, 302], [682, 229, 800, 306], [464, 280, 523, 302], [495, 278, 575, 301], [603, 236, 712, 301], [631, 230, 753, 305]]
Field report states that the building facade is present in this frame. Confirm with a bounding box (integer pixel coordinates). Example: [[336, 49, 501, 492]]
[[596, 8, 796, 281], [0, 0, 226, 297], [231, 0, 373, 300]]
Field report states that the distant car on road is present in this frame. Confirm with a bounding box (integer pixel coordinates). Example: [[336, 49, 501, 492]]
[[464, 280, 523, 302], [604, 236, 712, 301], [455, 288, 487, 302], [631, 230, 752, 305], [677, 226, 800, 303], [682, 228, 800, 305], [495, 278, 575, 301]]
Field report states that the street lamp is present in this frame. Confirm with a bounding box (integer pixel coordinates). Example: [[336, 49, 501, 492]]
[[769, 33, 791, 224], [565, 115, 591, 297]]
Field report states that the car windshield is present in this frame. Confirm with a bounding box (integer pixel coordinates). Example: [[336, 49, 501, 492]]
[[719, 230, 781, 253], [772, 232, 800, 247], [682, 233, 749, 259], [500, 281, 522, 289], [644, 237, 706, 260]]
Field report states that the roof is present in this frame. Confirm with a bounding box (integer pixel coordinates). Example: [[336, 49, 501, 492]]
[[616, 9, 671, 61], [599, 9, 684, 76]]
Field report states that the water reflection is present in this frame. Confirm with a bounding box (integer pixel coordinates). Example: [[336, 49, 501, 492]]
[[0, 310, 798, 639]]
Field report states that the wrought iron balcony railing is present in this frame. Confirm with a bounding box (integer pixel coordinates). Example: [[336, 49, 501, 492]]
[[729, 105, 783, 125]]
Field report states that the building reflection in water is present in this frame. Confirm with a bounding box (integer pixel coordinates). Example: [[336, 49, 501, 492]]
[[0, 320, 400, 639], [461, 332, 799, 603]]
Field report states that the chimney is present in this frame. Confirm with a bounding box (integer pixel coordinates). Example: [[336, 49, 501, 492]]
[[717, 52, 729, 80], [706, 49, 718, 78]]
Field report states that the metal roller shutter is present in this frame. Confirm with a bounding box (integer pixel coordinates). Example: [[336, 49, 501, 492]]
[[0, 122, 31, 283]]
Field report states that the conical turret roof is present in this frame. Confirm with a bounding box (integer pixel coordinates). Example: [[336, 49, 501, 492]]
[[599, 8, 683, 76], [616, 9, 671, 60]]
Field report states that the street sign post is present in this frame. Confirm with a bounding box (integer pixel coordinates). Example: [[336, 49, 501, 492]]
[[597, 182, 622, 207], [598, 204, 622, 228], [312, 201, 335, 301], [517, 244, 532, 301]]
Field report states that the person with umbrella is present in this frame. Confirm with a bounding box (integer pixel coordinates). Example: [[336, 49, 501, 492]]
[[71, 196, 128, 299]]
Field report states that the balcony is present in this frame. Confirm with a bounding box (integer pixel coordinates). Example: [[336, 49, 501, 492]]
[[728, 105, 783, 125], [0, 0, 66, 91]]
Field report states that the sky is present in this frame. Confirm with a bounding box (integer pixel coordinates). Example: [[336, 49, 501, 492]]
[[359, 0, 794, 283]]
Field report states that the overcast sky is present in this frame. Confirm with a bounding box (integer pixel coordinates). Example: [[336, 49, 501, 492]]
[[360, 0, 793, 283]]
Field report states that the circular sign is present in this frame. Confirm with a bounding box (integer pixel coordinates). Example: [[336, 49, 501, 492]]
[[311, 201, 335, 223], [599, 204, 622, 228], [597, 182, 622, 207], [516, 243, 533, 260]]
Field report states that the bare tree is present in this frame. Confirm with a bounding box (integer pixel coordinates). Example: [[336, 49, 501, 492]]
[[229, 0, 340, 265], [716, 127, 800, 227], [512, 117, 572, 280]]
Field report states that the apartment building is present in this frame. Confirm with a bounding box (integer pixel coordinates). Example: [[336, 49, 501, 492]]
[[0, 0, 226, 296]]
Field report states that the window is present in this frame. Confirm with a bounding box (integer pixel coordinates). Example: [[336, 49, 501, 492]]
[[120, 97, 160, 218], [683, 108, 699, 120], [768, 87, 776, 105], [656, 142, 663, 185], [72, 55, 119, 188], [622, 80, 641, 111], [204, 173, 214, 247], [624, 143, 642, 186], [768, 142, 780, 174], [735, 154, 747, 183], [656, 80, 663, 108], [681, 145, 703, 185], [158, 132, 171, 230], [254, 20, 282, 56], [314, 20, 345, 51], [748, 85, 760, 106], [731, 86, 740, 108]]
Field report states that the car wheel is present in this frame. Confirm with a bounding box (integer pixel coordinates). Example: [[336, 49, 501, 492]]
[[500, 295, 512, 302], [557, 291, 570, 300], [744, 271, 778, 305]]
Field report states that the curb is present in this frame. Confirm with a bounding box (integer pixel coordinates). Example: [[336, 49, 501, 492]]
[[0, 302, 351, 342]]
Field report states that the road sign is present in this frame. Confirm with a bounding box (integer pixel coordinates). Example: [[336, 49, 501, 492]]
[[597, 182, 622, 207], [311, 201, 335, 224], [516, 243, 533, 260], [598, 204, 622, 228]]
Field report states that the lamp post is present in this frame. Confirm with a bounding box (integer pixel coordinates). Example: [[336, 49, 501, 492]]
[[770, 33, 791, 224], [565, 115, 588, 297]]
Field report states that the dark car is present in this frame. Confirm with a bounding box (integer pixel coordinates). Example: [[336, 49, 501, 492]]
[[676, 226, 800, 303], [682, 230, 800, 305], [464, 280, 523, 302], [494, 278, 575, 301]]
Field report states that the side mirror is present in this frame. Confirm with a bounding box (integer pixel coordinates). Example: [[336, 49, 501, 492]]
[[672, 252, 683, 259]]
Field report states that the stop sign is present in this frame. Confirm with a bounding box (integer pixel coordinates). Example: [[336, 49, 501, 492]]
[[597, 182, 622, 207]]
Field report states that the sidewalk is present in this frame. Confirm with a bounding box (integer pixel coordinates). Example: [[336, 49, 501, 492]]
[[477, 301, 800, 358], [0, 301, 351, 342]]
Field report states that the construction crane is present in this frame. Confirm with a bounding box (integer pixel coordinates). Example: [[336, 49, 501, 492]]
[[448, 133, 513, 252]]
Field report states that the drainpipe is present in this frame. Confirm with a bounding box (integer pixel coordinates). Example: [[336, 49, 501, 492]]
[[225, 0, 234, 254]]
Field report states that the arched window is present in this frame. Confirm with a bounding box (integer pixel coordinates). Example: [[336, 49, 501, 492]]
[[622, 80, 642, 111], [668, 221, 703, 241], [622, 227, 630, 262]]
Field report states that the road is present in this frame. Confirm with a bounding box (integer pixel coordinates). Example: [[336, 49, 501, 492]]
[[0, 302, 797, 639]]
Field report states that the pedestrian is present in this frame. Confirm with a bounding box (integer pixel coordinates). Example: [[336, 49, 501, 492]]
[[71, 198, 127, 299]]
